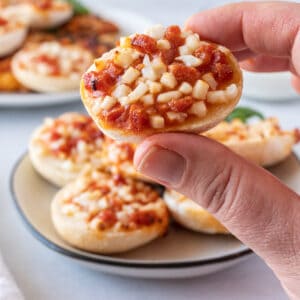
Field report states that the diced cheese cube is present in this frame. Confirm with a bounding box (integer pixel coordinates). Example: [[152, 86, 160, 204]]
[[112, 85, 131, 98], [100, 96, 117, 110], [192, 80, 209, 100], [157, 91, 182, 103], [186, 34, 201, 52], [142, 65, 158, 81], [160, 72, 177, 89], [151, 57, 167, 77], [176, 55, 202, 67], [43, 42, 60, 56], [145, 24, 165, 40], [226, 84, 238, 99], [60, 59, 72, 73], [150, 115, 165, 128], [179, 82, 193, 94], [89, 218, 101, 230], [61, 160, 74, 171], [141, 94, 154, 106], [147, 81, 162, 94], [61, 204, 78, 216], [121, 67, 140, 84], [142, 55, 160, 80], [179, 45, 191, 56], [143, 54, 151, 66], [44, 117, 54, 127], [36, 63, 51, 75], [188, 101, 207, 117], [207, 90, 228, 104], [119, 96, 130, 106], [98, 199, 108, 210], [92, 100, 103, 114], [202, 73, 218, 90], [166, 112, 187, 122], [114, 48, 140, 68], [120, 37, 132, 48], [181, 30, 193, 38], [157, 39, 171, 50], [77, 140, 87, 153], [142, 67, 157, 81], [127, 82, 149, 103]]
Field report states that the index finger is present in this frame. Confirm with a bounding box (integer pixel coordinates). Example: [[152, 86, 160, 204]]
[[186, 1, 300, 74]]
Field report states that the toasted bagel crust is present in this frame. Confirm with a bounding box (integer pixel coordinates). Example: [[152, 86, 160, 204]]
[[164, 190, 228, 234]]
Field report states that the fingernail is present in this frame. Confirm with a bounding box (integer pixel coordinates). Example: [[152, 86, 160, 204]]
[[136, 146, 186, 186]]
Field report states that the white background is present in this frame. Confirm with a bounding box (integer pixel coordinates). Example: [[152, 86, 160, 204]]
[[0, 0, 300, 299]]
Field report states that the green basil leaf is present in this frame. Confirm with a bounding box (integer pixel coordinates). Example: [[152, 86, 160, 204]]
[[65, 0, 90, 15], [226, 107, 265, 123]]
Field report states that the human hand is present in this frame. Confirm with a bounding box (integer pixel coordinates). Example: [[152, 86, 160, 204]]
[[186, 1, 300, 93], [134, 2, 300, 299]]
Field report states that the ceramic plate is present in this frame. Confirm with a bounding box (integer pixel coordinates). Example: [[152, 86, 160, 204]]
[[0, 9, 153, 107], [10, 154, 300, 278]]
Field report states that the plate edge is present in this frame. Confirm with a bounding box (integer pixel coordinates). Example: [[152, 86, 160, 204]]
[[9, 152, 255, 269]]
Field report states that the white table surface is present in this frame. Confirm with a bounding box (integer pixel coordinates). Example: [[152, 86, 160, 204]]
[[0, 0, 299, 299]]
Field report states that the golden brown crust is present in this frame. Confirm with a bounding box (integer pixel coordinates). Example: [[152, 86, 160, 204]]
[[164, 190, 228, 234]]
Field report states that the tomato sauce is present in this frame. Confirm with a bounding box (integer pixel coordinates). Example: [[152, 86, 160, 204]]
[[0, 17, 8, 26]]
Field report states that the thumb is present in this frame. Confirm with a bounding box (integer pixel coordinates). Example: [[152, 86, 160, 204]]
[[134, 133, 300, 287]]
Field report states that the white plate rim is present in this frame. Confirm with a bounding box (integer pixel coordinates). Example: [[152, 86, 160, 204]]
[[0, 8, 154, 108], [10, 152, 253, 269]]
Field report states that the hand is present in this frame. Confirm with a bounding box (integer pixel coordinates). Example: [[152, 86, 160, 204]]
[[134, 2, 300, 299], [186, 1, 300, 93]]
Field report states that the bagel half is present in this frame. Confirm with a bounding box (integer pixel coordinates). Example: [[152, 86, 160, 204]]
[[81, 24, 242, 143], [51, 170, 169, 254], [203, 118, 299, 167], [164, 190, 228, 234]]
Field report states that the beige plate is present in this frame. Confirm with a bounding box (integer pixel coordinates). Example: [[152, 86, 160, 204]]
[[9, 153, 300, 278]]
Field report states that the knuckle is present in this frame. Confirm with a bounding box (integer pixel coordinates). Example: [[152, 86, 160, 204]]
[[202, 164, 235, 215], [194, 159, 243, 221]]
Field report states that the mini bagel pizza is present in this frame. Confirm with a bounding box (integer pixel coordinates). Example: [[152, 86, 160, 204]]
[[0, 16, 27, 58], [51, 169, 169, 253], [203, 118, 299, 167], [2, 0, 73, 29], [164, 190, 228, 234], [81, 24, 243, 142], [12, 41, 93, 92], [0, 3, 33, 26], [29, 113, 105, 187], [100, 137, 153, 182], [27, 0, 73, 29]]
